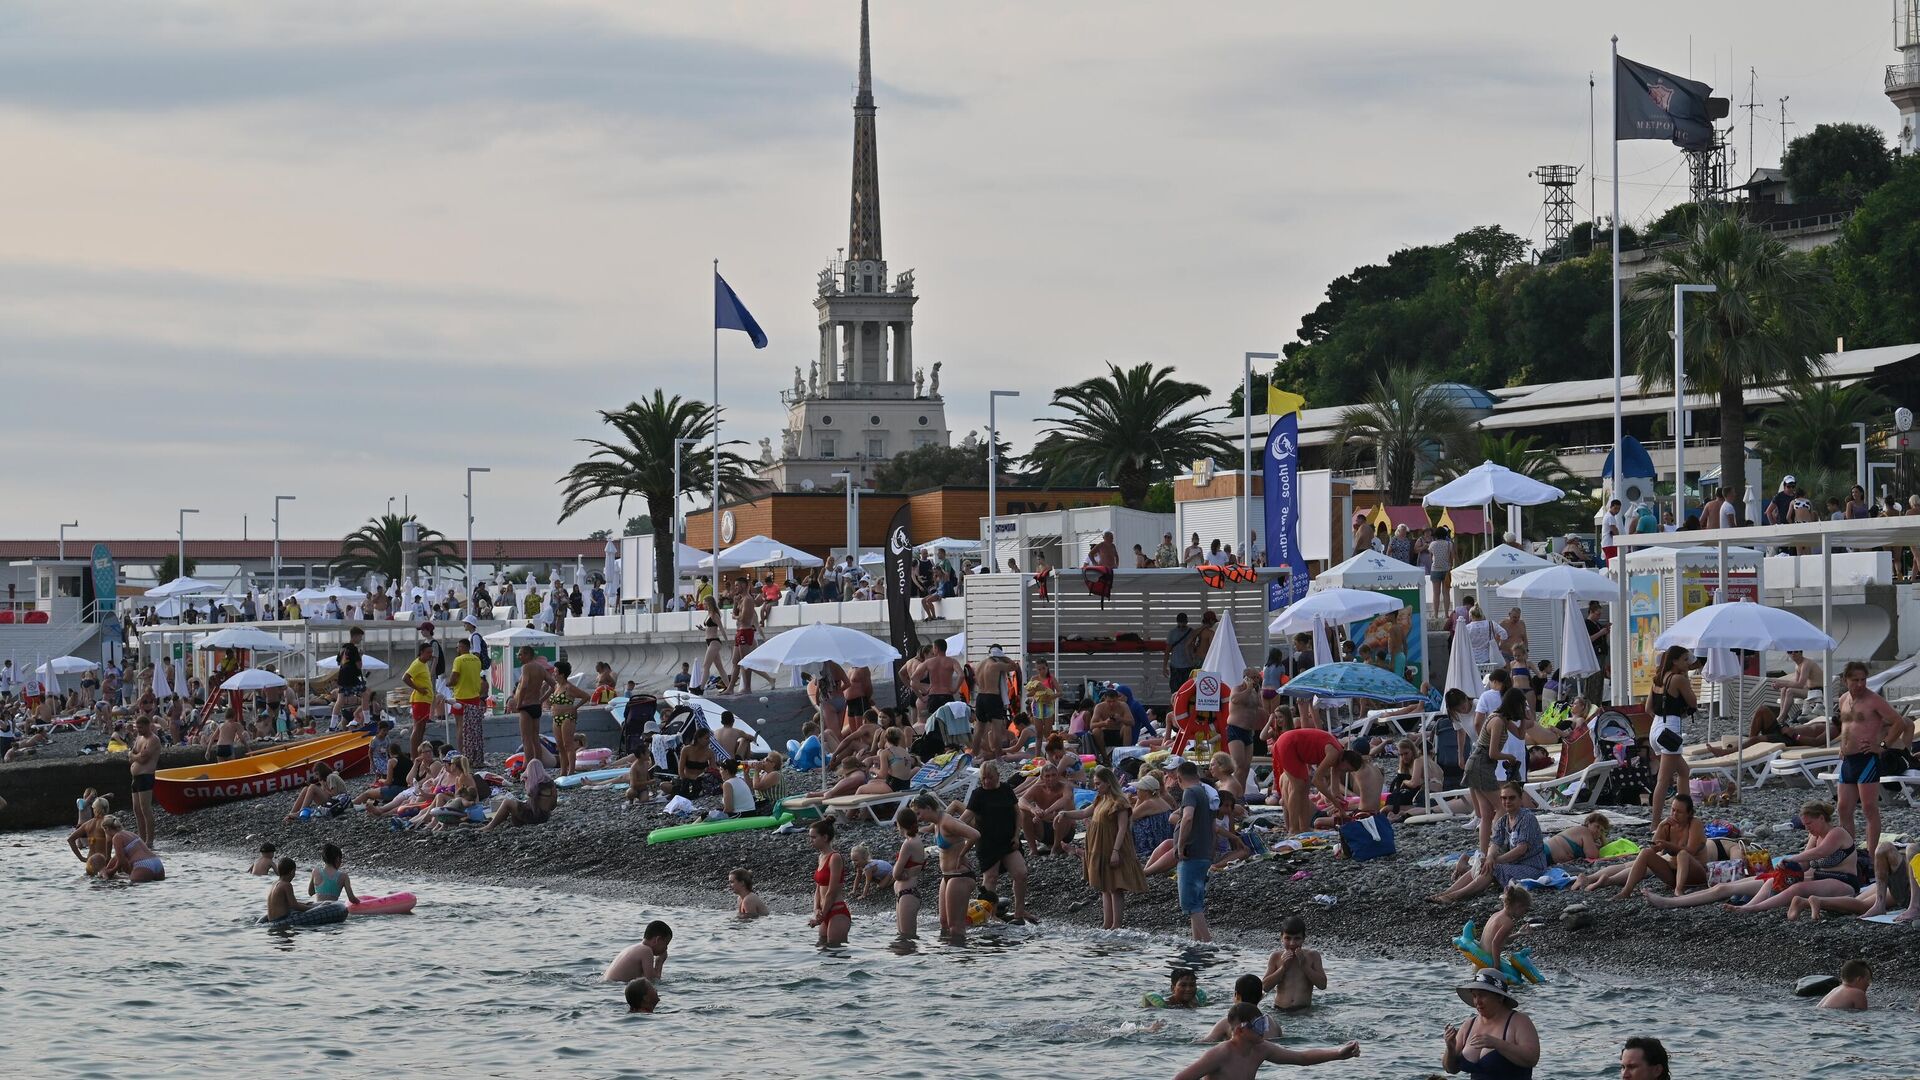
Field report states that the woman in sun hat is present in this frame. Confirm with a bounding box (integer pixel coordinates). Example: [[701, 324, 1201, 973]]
[[1442, 969, 1539, 1078]]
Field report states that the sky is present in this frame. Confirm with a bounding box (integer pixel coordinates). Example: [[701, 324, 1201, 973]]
[[0, 0, 1901, 541]]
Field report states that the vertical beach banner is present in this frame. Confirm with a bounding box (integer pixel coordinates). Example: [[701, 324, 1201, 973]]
[[882, 504, 920, 707], [1627, 573, 1662, 696], [1265, 388, 1309, 611]]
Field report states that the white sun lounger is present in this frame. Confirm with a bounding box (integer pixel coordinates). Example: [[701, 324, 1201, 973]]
[[1757, 745, 1843, 788], [1683, 745, 1785, 790]]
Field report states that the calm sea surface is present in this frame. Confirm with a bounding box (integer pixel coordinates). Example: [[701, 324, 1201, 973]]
[[2, 834, 1910, 1078]]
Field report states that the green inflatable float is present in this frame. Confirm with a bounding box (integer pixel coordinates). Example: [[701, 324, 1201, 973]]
[[646, 812, 792, 845]]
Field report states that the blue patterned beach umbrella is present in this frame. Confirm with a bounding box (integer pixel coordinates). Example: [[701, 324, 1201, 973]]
[[1281, 662, 1432, 706]]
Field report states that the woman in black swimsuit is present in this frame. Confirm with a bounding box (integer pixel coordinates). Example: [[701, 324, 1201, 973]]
[[1442, 970, 1539, 1078], [891, 806, 926, 940]]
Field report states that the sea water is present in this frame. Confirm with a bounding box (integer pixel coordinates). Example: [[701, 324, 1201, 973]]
[[1, 835, 1910, 1078]]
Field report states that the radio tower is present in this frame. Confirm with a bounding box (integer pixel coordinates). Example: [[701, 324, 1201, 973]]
[[1531, 165, 1580, 257]]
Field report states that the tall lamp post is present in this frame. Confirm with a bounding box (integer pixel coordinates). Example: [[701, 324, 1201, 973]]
[[176, 509, 199, 583], [57, 521, 78, 562], [1242, 351, 1281, 559], [272, 495, 295, 604], [465, 467, 490, 599], [987, 390, 1020, 571], [1670, 284, 1716, 528], [831, 471, 855, 569]]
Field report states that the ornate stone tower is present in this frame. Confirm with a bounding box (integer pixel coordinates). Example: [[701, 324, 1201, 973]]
[[1889, 0, 1920, 155], [761, 0, 948, 493]]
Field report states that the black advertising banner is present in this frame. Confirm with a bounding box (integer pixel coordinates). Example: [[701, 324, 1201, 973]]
[[882, 504, 920, 707]]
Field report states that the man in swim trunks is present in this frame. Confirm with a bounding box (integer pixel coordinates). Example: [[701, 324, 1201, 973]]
[[1089, 689, 1131, 763], [450, 638, 487, 766], [845, 664, 873, 718], [1834, 660, 1896, 853], [402, 642, 435, 759], [127, 714, 160, 847], [972, 646, 1016, 759], [921, 640, 960, 715], [732, 579, 761, 693], [965, 761, 1035, 923], [1224, 669, 1264, 793], [714, 710, 752, 762], [512, 646, 557, 768]]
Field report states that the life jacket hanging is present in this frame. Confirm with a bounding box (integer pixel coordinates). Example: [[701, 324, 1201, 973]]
[[1082, 566, 1114, 606]]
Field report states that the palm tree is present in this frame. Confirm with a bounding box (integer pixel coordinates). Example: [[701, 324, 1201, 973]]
[[1027, 362, 1232, 508], [336, 514, 456, 582], [1756, 382, 1892, 489], [1330, 365, 1473, 505], [556, 391, 760, 603], [1627, 207, 1832, 500]]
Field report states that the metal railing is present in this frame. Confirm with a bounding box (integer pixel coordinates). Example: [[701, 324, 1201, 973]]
[[1887, 62, 1920, 92]]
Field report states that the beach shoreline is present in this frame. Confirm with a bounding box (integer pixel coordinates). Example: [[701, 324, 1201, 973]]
[[153, 778, 1920, 999]]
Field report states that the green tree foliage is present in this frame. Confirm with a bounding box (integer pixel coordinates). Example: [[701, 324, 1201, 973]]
[[873, 442, 987, 491], [1284, 227, 1611, 406], [1330, 366, 1473, 506], [336, 515, 456, 582], [1626, 207, 1832, 500], [1141, 481, 1175, 514], [1782, 122, 1893, 203], [585, 528, 612, 542], [1756, 382, 1892, 485], [1029, 362, 1232, 508], [556, 391, 758, 603], [157, 554, 196, 585], [623, 516, 653, 537], [1824, 156, 1920, 349]]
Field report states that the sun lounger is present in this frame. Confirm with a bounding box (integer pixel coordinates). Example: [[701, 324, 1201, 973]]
[[1881, 771, 1920, 807], [1682, 745, 1785, 789], [807, 754, 976, 823], [1523, 758, 1617, 812], [1757, 744, 1843, 788]]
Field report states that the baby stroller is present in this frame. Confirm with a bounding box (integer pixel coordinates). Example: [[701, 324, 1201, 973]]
[[1591, 709, 1652, 806], [619, 694, 658, 757]]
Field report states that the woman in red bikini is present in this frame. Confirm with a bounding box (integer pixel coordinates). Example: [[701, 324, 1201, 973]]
[[809, 818, 852, 947]]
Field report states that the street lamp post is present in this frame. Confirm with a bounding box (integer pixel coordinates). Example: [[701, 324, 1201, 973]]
[[987, 390, 1020, 571], [465, 468, 491, 600], [831, 471, 854, 569], [1671, 285, 1716, 528], [272, 496, 295, 606], [1242, 351, 1280, 559], [177, 509, 199, 583], [57, 521, 78, 562]]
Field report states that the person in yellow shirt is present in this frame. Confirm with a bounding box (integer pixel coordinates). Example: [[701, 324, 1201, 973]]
[[403, 643, 434, 757], [451, 639, 487, 765]]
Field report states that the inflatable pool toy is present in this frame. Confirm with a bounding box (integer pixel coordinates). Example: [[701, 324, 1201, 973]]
[[263, 900, 349, 929], [1597, 838, 1641, 859], [647, 812, 791, 845], [1141, 989, 1211, 1009], [575, 747, 613, 768], [554, 767, 628, 789], [347, 892, 417, 916], [1451, 921, 1546, 985], [967, 898, 994, 926]]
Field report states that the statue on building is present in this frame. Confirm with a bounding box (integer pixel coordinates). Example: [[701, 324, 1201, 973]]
[[818, 264, 836, 297], [893, 268, 914, 294], [928, 361, 942, 399], [808, 358, 820, 394], [758, 437, 773, 465], [960, 429, 979, 450], [781, 429, 799, 457], [913, 366, 925, 398], [792, 366, 805, 397]]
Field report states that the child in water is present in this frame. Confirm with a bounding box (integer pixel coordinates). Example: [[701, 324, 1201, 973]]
[[1161, 968, 1202, 1008], [1262, 916, 1328, 1011], [729, 867, 768, 918], [265, 857, 317, 923], [1201, 975, 1272, 1042], [1819, 959, 1871, 1010], [624, 978, 660, 1014], [249, 843, 276, 875], [1480, 884, 1530, 964], [849, 843, 893, 899], [308, 842, 361, 906]]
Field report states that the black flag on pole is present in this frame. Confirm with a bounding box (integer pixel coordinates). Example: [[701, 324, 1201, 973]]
[[881, 504, 920, 708], [1615, 56, 1716, 150]]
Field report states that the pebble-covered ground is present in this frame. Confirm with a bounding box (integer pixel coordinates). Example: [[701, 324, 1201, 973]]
[[157, 766, 1920, 999]]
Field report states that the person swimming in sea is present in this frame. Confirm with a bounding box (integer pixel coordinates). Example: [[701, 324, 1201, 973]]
[[1261, 916, 1327, 1011], [249, 843, 276, 875], [624, 978, 660, 1014], [729, 868, 768, 918], [266, 857, 316, 923], [309, 843, 361, 906]]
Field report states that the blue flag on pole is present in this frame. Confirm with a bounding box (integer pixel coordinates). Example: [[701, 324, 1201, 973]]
[[1264, 390, 1310, 611], [714, 272, 768, 349]]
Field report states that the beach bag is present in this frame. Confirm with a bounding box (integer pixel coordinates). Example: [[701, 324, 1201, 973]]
[[1706, 859, 1748, 885], [1690, 777, 1722, 800], [1337, 812, 1396, 862]]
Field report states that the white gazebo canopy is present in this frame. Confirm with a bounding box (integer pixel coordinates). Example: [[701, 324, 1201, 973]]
[[1315, 550, 1424, 590], [144, 576, 227, 598], [1450, 545, 1550, 582], [699, 535, 825, 571], [194, 626, 296, 653], [921, 537, 982, 552]]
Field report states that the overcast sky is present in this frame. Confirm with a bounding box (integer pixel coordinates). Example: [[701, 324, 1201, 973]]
[[0, 0, 1899, 541]]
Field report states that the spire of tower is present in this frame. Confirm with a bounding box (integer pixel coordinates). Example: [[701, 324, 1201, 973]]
[[847, 0, 882, 263]]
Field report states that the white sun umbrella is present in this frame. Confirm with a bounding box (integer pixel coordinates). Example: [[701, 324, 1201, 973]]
[[699, 535, 825, 571], [194, 625, 296, 653], [317, 653, 390, 672], [1268, 587, 1404, 635], [219, 667, 288, 693], [858, 551, 884, 565], [1495, 565, 1619, 603], [1443, 616, 1479, 702], [292, 586, 329, 603], [739, 622, 901, 675], [1424, 460, 1566, 542], [38, 655, 99, 675], [1557, 597, 1602, 679], [1199, 611, 1248, 689], [1312, 622, 1335, 668], [42, 655, 59, 696], [1653, 600, 1835, 654], [922, 537, 982, 552], [144, 576, 226, 598], [484, 626, 563, 647], [322, 582, 368, 604], [944, 630, 965, 658]]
